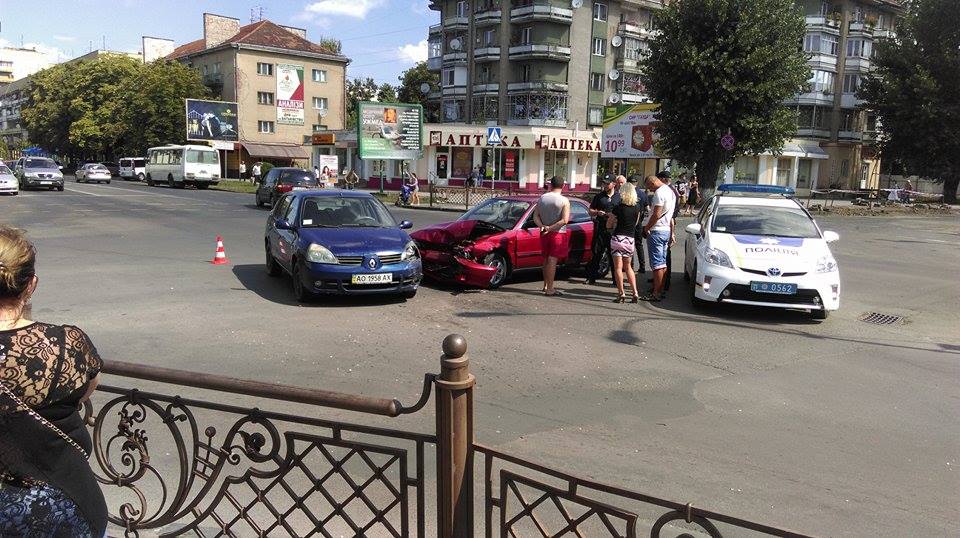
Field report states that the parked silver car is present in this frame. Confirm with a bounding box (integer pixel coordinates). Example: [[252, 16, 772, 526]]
[[0, 164, 18, 195], [76, 163, 112, 184], [15, 157, 64, 191]]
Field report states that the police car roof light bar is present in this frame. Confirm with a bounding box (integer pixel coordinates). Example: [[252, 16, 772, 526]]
[[717, 184, 796, 196]]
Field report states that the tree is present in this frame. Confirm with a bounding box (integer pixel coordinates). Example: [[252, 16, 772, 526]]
[[643, 0, 810, 192], [376, 83, 398, 103], [345, 77, 379, 128], [317, 37, 342, 55], [397, 62, 439, 122], [859, 0, 960, 204]]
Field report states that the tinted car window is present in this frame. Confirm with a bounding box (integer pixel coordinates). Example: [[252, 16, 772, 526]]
[[263, 169, 279, 186], [273, 195, 293, 218], [569, 202, 591, 224], [133, 159, 146, 167], [711, 206, 819, 238], [458, 199, 531, 230], [278, 170, 317, 186]]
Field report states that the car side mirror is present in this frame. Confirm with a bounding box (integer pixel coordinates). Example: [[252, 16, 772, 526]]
[[275, 218, 293, 230], [822, 230, 839, 243], [399, 220, 413, 230], [58, 165, 64, 170], [685, 223, 702, 235]]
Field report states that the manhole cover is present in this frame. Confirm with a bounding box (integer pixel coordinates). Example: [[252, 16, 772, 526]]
[[858, 312, 905, 325]]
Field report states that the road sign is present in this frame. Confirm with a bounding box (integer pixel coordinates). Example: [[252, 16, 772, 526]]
[[487, 127, 503, 146], [720, 133, 736, 150]]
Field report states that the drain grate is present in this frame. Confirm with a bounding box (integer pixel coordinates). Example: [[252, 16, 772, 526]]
[[859, 312, 905, 325]]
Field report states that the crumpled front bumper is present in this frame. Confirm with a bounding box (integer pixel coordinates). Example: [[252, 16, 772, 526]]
[[420, 249, 498, 288]]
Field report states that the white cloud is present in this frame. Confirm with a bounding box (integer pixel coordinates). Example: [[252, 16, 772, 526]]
[[302, 0, 386, 19], [52, 35, 76, 43], [397, 40, 428, 63]]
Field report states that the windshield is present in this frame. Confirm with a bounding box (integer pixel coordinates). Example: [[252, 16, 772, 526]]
[[458, 199, 530, 230], [90, 164, 107, 170], [300, 196, 397, 228], [711, 205, 820, 239], [0, 166, 11, 174], [278, 170, 317, 186], [185, 149, 219, 165], [25, 158, 57, 169]]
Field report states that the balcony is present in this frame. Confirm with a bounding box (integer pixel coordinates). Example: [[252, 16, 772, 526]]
[[839, 130, 864, 142], [474, 47, 501, 62], [616, 56, 643, 72], [509, 3, 573, 24], [863, 130, 879, 144], [807, 53, 838, 70], [848, 21, 874, 35], [507, 80, 568, 92], [443, 16, 469, 29], [441, 83, 467, 97], [874, 29, 896, 39], [508, 91, 568, 127], [471, 94, 500, 123], [429, 23, 442, 35], [427, 56, 443, 71], [796, 127, 831, 139], [474, 9, 502, 26], [473, 83, 500, 94], [202, 73, 223, 88], [442, 51, 468, 65], [804, 15, 841, 34], [508, 43, 571, 61], [793, 91, 834, 106], [840, 93, 865, 108], [845, 56, 872, 72], [618, 21, 654, 37]]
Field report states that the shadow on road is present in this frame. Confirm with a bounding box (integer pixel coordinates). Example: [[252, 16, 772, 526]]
[[231, 264, 411, 308]]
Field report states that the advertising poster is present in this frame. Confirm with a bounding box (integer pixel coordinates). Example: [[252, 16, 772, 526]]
[[318, 155, 339, 177], [601, 104, 661, 159], [185, 99, 239, 142], [276, 64, 305, 125], [357, 101, 423, 160]]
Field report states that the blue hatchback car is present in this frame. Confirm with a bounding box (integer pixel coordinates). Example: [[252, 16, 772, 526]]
[[265, 190, 422, 300]]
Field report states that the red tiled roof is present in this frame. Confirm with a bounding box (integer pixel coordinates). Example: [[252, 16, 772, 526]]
[[167, 20, 346, 61]]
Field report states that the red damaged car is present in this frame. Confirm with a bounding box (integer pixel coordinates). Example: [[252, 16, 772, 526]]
[[411, 195, 608, 288]]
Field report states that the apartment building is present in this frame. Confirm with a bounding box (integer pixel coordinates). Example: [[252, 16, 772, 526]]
[[0, 46, 52, 85], [167, 14, 349, 176], [728, 0, 903, 192], [419, 0, 666, 190]]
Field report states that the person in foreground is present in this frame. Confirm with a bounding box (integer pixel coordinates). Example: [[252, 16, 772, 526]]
[[533, 175, 570, 296], [0, 226, 107, 537], [607, 182, 642, 303], [641, 174, 676, 302]]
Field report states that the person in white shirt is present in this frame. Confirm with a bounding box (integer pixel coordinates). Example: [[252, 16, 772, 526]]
[[641, 174, 676, 301], [252, 162, 262, 184]]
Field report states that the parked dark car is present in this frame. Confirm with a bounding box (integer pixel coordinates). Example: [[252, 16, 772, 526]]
[[255, 167, 319, 208], [264, 190, 422, 300]]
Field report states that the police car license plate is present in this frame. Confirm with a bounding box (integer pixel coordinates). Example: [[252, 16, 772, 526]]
[[351, 273, 392, 285], [750, 281, 797, 295]]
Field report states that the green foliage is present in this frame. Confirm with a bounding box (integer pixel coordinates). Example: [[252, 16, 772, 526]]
[[317, 37, 343, 55], [259, 162, 274, 176], [345, 77, 379, 128], [397, 62, 439, 122], [376, 83, 398, 103], [858, 0, 960, 204], [643, 0, 810, 189], [21, 55, 209, 160]]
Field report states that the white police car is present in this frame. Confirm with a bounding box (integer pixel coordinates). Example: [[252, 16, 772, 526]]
[[683, 184, 840, 319]]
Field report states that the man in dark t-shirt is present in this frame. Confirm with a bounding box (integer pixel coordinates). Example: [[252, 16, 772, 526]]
[[627, 175, 649, 275], [586, 174, 620, 284]]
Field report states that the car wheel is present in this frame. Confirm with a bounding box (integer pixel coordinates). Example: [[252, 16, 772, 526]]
[[137, 173, 145, 182], [256, 194, 265, 207], [168, 176, 175, 188], [291, 261, 314, 302], [811, 309, 829, 320], [57, 186, 64, 192], [483, 252, 510, 289], [196, 183, 208, 190], [146, 175, 155, 187], [105, 180, 111, 184], [265, 244, 281, 277]]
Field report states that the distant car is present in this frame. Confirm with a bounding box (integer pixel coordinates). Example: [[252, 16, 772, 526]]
[[264, 190, 422, 300], [411, 195, 604, 288], [14, 157, 64, 191], [683, 184, 841, 319], [255, 167, 319, 208], [0, 164, 18, 195], [76, 163, 112, 184], [118, 157, 147, 181], [101, 161, 121, 176]]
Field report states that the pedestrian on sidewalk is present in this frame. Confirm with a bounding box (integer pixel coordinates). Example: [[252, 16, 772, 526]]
[[585, 174, 619, 285], [239, 161, 247, 182], [252, 162, 262, 184], [641, 174, 676, 301], [533, 175, 570, 296], [627, 175, 649, 276], [607, 181, 643, 303], [684, 174, 700, 215], [659, 171, 681, 292]]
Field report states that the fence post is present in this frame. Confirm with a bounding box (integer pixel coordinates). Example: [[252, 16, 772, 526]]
[[430, 183, 435, 208], [436, 334, 475, 538], [465, 187, 471, 211]]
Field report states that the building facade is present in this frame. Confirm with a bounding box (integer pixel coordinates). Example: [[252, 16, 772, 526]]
[[0, 46, 52, 85], [167, 14, 349, 176]]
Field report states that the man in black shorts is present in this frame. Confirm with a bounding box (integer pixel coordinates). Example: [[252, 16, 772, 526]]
[[586, 174, 620, 285]]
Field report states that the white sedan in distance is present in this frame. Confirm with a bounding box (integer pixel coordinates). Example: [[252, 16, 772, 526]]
[[683, 184, 841, 319], [76, 163, 112, 184]]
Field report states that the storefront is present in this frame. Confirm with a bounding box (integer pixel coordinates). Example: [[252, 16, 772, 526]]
[[721, 140, 829, 193], [416, 124, 602, 192]]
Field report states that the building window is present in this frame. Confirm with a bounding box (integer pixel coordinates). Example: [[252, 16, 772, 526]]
[[482, 29, 496, 47], [842, 74, 860, 94], [429, 38, 443, 58], [808, 70, 835, 93], [456, 0, 467, 17], [520, 64, 531, 82], [588, 106, 603, 125], [590, 72, 605, 92], [776, 157, 792, 186], [840, 159, 850, 177], [312, 97, 328, 110], [819, 1, 830, 16], [521, 27, 532, 45], [257, 92, 274, 105], [257, 121, 275, 133], [478, 65, 492, 83], [796, 159, 812, 188], [623, 37, 642, 60], [846, 39, 870, 58], [257, 62, 273, 76], [804, 34, 837, 55], [442, 68, 456, 87], [211, 62, 221, 74], [593, 3, 607, 21], [312, 69, 327, 82], [593, 38, 606, 57]]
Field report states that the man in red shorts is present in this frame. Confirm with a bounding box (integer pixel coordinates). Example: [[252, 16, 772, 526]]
[[533, 175, 571, 296]]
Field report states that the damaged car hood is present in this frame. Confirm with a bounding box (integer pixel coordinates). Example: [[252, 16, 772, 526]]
[[410, 219, 506, 245]]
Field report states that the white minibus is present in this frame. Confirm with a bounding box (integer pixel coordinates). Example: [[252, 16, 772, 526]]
[[145, 145, 220, 189]]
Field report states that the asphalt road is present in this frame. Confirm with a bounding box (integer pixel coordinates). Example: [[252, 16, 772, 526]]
[[2, 179, 958, 537]]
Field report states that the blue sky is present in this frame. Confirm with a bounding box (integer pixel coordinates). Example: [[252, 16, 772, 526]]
[[0, 0, 436, 84]]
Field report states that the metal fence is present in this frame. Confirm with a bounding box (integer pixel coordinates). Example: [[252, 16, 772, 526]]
[[87, 335, 814, 537], [428, 185, 518, 210]]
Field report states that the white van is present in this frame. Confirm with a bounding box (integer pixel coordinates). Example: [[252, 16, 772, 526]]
[[118, 157, 147, 181], [145, 145, 220, 189]]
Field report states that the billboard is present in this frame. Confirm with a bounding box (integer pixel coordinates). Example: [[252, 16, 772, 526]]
[[277, 63, 305, 125], [357, 101, 423, 160], [601, 103, 661, 159], [185, 99, 239, 142]]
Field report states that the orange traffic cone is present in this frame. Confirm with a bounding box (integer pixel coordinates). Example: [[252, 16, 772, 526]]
[[211, 235, 230, 265]]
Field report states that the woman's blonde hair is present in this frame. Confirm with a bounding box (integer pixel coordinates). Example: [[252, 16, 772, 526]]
[[0, 226, 36, 301], [619, 182, 638, 206]]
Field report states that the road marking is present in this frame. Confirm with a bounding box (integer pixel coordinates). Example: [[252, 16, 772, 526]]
[[64, 186, 105, 197]]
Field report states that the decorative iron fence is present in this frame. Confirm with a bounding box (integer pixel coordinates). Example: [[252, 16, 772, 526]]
[[429, 185, 517, 210], [87, 335, 814, 537]]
